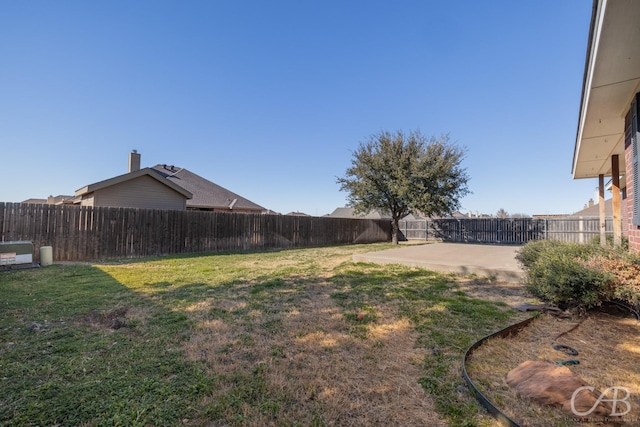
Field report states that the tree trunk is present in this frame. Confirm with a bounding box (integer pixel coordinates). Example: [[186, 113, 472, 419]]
[[391, 219, 399, 244]]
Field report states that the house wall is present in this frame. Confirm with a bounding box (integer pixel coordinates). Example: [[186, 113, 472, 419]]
[[624, 143, 640, 251], [80, 195, 94, 207], [81, 175, 187, 210], [188, 207, 264, 214]]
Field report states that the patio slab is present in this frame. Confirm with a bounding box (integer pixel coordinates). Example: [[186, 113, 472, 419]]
[[353, 242, 524, 282]]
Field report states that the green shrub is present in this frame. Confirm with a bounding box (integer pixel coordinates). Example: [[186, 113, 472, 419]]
[[515, 239, 557, 269], [518, 240, 612, 311], [588, 234, 629, 251], [520, 239, 640, 313], [516, 239, 602, 269]]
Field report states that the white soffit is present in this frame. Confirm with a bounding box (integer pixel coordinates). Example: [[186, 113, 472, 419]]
[[573, 0, 640, 179]]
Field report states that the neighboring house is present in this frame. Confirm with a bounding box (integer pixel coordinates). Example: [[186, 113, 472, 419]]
[[285, 211, 311, 217], [401, 213, 425, 221], [21, 198, 48, 204], [75, 167, 193, 210], [150, 163, 266, 213], [570, 199, 613, 218], [326, 208, 473, 220], [74, 151, 266, 213], [326, 207, 392, 219], [572, 0, 640, 250], [21, 195, 76, 205]]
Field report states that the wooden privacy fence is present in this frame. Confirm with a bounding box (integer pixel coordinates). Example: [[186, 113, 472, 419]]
[[399, 217, 613, 244], [544, 217, 614, 243], [0, 203, 391, 262]]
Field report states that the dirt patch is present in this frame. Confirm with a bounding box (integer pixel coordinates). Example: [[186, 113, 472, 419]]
[[466, 307, 640, 426], [455, 278, 541, 308], [79, 307, 129, 330]]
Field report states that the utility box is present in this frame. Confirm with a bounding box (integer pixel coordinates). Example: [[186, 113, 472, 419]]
[[0, 241, 35, 269]]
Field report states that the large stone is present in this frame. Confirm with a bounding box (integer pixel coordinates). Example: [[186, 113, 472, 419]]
[[506, 360, 614, 418]]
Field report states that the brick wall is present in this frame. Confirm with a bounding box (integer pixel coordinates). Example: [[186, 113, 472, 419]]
[[624, 143, 640, 251]]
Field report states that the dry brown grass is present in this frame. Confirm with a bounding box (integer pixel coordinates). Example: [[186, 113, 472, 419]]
[[456, 278, 540, 309], [466, 309, 640, 426], [93, 243, 633, 426], [183, 280, 446, 426]]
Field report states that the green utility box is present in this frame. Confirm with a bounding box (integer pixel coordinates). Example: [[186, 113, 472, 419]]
[[0, 241, 34, 266]]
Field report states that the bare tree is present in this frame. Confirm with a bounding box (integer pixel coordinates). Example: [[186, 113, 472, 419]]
[[496, 208, 509, 218]]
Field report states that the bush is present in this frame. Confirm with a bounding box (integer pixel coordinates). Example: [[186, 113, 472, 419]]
[[517, 241, 611, 311], [589, 234, 629, 251], [518, 239, 640, 313], [584, 252, 640, 312], [515, 239, 557, 269], [516, 240, 600, 269]]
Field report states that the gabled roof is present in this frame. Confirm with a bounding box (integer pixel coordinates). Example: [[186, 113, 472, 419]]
[[75, 168, 193, 199], [150, 164, 265, 211], [570, 198, 613, 217]]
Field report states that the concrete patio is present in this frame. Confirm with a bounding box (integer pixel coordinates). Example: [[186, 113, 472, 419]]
[[353, 242, 524, 282]]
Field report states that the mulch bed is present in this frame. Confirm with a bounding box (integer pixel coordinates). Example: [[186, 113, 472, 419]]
[[465, 305, 640, 426]]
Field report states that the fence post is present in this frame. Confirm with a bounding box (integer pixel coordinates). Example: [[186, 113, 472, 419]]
[[578, 217, 584, 244]]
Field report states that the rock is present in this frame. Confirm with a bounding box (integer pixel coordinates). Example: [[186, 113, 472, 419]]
[[28, 322, 42, 333], [506, 360, 614, 418]]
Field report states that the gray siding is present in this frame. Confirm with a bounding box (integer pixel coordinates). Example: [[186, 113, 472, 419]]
[[84, 175, 187, 210]]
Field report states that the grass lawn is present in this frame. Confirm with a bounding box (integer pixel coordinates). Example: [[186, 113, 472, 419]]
[[0, 243, 530, 426]]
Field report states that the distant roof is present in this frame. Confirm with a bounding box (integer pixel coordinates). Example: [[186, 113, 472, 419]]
[[401, 213, 426, 220], [326, 207, 392, 219], [76, 168, 193, 199], [21, 198, 47, 204], [21, 195, 80, 205], [570, 199, 613, 217], [150, 164, 265, 211], [286, 211, 311, 216]]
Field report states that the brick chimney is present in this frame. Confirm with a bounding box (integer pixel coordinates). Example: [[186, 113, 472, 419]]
[[128, 150, 141, 173]]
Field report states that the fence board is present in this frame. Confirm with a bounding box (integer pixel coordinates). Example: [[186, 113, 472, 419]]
[[399, 217, 613, 244], [4, 202, 616, 263], [0, 203, 391, 261]]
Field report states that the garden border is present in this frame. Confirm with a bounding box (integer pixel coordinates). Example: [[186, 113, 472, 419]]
[[462, 315, 538, 427]]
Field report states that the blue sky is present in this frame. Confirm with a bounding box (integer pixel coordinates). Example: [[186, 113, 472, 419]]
[[1, 1, 596, 216]]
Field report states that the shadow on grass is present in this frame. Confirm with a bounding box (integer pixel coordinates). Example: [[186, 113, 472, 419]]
[[82, 242, 397, 266], [1, 253, 526, 426], [0, 264, 213, 426]]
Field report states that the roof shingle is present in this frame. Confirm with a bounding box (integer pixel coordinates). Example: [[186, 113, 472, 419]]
[[150, 165, 265, 211]]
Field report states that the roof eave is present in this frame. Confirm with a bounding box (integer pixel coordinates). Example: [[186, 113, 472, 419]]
[[572, 0, 640, 180], [572, 0, 601, 178], [75, 168, 193, 199]]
